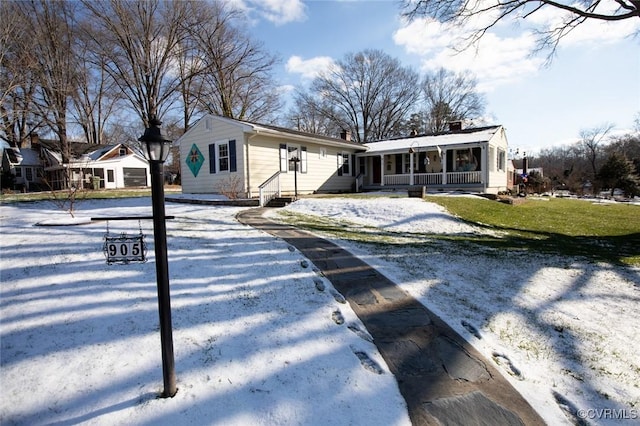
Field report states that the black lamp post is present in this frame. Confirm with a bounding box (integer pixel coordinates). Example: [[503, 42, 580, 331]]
[[139, 117, 177, 398], [291, 156, 300, 198]]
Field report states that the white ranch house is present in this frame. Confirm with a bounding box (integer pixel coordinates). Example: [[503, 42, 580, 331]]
[[176, 115, 510, 205], [177, 115, 365, 205]]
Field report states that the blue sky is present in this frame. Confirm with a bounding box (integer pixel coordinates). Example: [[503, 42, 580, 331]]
[[235, 0, 640, 154]]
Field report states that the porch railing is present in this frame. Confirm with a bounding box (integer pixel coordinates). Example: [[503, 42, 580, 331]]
[[383, 171, 481, 186], [384, 174, 411, 185], [414, 173, 443, 185], [446, 171, 482, 184], [258, 171, 281, 207]]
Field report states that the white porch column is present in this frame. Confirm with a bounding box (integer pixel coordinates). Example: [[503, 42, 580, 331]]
[[409, 152, 414, 185], [380, 154, 385, 186], [442, 151, 447, 185], [482, 145, 487, 186]]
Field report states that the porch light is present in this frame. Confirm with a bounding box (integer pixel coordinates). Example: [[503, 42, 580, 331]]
[[139, 117, 172, 163]]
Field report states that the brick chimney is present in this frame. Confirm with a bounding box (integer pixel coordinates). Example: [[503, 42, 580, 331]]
[[340, 129, 351, 141], [21, 133, 39, 149], [30, 133, 39, 148], [448, 121, 462, 132]]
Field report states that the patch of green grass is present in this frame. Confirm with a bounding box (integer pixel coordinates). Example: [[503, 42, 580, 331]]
[[277, 195, 640, 267], [427, 196, 639, 237], [425, 196, 640, 266], [0, 187, 181, 203]]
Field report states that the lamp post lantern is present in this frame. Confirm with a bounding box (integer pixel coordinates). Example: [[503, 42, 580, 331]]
[[139, 117, 177, 398]]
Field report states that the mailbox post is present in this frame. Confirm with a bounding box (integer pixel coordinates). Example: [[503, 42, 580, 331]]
[[139, 117, 177, 398]]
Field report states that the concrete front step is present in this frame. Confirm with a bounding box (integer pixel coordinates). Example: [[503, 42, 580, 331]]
[[267, 197, 295, 208]]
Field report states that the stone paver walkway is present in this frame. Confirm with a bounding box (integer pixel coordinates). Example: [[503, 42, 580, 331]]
[[237, 208, 545, 426]]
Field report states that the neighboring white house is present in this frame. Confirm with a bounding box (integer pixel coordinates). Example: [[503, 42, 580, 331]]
[[176, 116, 511, 203], [176, 115, 367, 205], [1, 135, 150, 191], [357, 124, 510, 194]]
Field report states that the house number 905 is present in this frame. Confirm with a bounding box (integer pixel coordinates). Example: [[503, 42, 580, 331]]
[[107, 241, 142, 257], [104, 234, 146, 264]]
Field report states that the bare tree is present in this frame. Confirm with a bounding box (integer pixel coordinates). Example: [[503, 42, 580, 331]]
[[187, 1, 282, 122], [81, 0, 194, 126], [286, 91, 342, 136], [12, 0, 79, 168], [400, 1, 640, 58], [298, 49, 419, 143], [421, 68, 485, 132], [580, 123, 614, 181], [70, 21, 125, 145], [0, 2, 41, 148], [0, 2, 29, 147]]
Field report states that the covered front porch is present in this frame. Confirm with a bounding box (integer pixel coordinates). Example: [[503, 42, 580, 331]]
[[357, 145, 486, 192]]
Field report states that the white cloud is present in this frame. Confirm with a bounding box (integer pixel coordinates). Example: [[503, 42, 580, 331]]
[[422, 32, 545, 91], [527, 2, 640, 48], [524, 2, 640, 46], [239, 0, 307, 25], [285, 55, 336, 80], [392, 2, 639, 92], [394, 17, 544, 91]]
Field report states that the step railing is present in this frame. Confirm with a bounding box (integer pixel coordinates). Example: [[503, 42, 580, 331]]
[[258, 171, 281, 207]]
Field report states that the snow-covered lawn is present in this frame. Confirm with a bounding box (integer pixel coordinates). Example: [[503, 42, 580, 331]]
[[273, 195, 640, 425], [1, 194, 638, 425], [1, 197, 408, 425]]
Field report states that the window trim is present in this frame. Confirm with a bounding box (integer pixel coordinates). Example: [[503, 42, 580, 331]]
[[338, 152, 351, 176], [280, 143, 307, 173], [209, 140, 237, 174], [218, 142, 229, 173]]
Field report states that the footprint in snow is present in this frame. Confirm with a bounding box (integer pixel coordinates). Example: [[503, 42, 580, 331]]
[[552, 391, 589, 426], [331, 309, 345, 325], [313, 277, 325, 292], [347, 324, 373, 342], [351, 348, 384, 375], [330, 289, 346, 304], [461, 320, 481, 339], [492, 352, 524, 380]]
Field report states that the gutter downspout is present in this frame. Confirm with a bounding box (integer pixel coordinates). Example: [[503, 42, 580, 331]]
[[246, 131, 260, 198]]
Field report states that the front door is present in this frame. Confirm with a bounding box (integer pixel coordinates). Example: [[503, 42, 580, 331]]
[[373, 156, 381, 184]]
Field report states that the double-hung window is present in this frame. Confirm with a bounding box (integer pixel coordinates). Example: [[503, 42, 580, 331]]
[[218, 143, 229, 172], [337, 152, 350, 176], [497, 149, 506, 172], [280, 144, 307, 173], [209, 140, 237, 174]]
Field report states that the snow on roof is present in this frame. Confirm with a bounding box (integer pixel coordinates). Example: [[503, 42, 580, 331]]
[[7, 147, 40, 166], [86, 145, 117, 161], [363, 126, 502, 154]]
